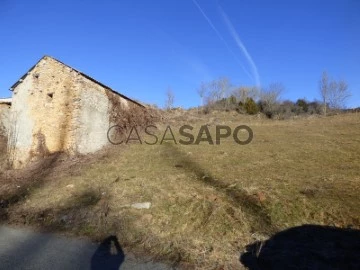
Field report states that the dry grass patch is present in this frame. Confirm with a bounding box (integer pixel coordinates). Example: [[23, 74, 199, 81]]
[[0, 135, 8, 171], [1, 113, 360, 268]]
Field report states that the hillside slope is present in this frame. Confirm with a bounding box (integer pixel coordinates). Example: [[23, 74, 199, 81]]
[[1, 112, 360, 269]]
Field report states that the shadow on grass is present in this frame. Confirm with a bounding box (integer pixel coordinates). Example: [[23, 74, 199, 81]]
[[0, 149, 107, 232], [16, 188, 103, 234], [0, 152, 63, 221], [240, 224, 360, 270], [161, 143, 277, 235]]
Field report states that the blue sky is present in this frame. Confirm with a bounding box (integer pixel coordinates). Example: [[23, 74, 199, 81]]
[[0, 0, 359, 108]]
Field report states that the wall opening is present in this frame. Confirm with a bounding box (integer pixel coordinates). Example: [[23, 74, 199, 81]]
[[47, 93, 54, 102]]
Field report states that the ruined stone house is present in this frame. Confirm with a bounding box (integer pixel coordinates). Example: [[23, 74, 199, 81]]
[[0, 56, 148, 168]]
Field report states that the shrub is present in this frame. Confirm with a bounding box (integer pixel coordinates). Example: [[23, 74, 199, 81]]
[[278, 100, 296, 118], [243, 98, 259, 115], [228, 95, 237, 105], [308, 101, 322, 115], [257, 100, 279, 118], [296, 99, 309, 113]]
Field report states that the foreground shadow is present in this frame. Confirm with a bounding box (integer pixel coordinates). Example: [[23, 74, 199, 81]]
[[0, 152, 63, 221], [161, 143, 276, 235], [91, 235, 125, 270], [240, 224, 360, 270]]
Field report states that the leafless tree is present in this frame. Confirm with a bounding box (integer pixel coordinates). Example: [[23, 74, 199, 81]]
[[329, 79, 350, 110], [233, 86, 259, 104], [217, 77, 230, 101], [319, 71, 351, 115], [165, 87, 175, 110], [319, 71, 330, 116], [260, 83, 283, 104], [197, 82, 207, 106], [208, 77, 231, 109], [197, 77, 231, 110], [259, 83, 284, 117]]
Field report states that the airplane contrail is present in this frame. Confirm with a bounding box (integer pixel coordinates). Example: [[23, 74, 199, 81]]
[[191, 0, 253, 81], [219, 6, 261, 88]]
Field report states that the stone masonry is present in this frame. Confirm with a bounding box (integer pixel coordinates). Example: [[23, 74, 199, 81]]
[[4, 56, 148, 168]]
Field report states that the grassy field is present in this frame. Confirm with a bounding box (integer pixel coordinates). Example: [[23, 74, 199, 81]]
[[1, 112, 360, 268]]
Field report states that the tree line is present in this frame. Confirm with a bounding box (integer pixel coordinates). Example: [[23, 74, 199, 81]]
[[192, 71, 352, 118]]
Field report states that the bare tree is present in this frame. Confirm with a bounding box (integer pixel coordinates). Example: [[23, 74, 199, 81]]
[[207, 77, 231, 109], [165, 87, 175, 110], [233, 86, 259, 104], [260, 83, 283, 104], [329, 79, 350, 110], [319, 71, 329, 116], [217, 77, 230, 101], [259, 82, 284, 117], [196, 77, 232, 111], [319, 71, 351, 115], [208, 80, 221, 101], [197, 82, 207, 106]]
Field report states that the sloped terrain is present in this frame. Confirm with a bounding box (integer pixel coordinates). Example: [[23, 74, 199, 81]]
[[1, 112, 360, 269]]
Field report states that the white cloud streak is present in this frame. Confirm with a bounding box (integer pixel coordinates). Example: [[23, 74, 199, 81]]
[[192, 0, 253, 81], [219, 6, 261, 88]]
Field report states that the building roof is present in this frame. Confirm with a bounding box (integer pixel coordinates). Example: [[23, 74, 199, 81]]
[[9, 55, 144, 108], [0, 98, 12, 105]]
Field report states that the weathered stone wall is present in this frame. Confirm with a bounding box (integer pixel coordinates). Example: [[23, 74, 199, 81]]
[[8, 56, 149, 168], [74, 77, 129, 154], [74, 75, 151, 154], [8, 57, 79, 168], [0, 103, 11, 136]]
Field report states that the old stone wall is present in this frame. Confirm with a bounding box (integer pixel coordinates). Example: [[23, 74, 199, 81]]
[[0, 103, 10, 136], [74, 74, 151, 154], [74, 77, 119, 154], [8, 56, 149, 168], [8, 57, 79, 168]]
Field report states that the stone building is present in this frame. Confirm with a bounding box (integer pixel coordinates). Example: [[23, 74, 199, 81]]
[[0, 98, 11, 135], [2, 56, 148, 168]]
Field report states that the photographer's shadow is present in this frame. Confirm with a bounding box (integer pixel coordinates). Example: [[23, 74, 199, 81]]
[[240, 224, 360, 270], [91, 235, 124, 270]]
